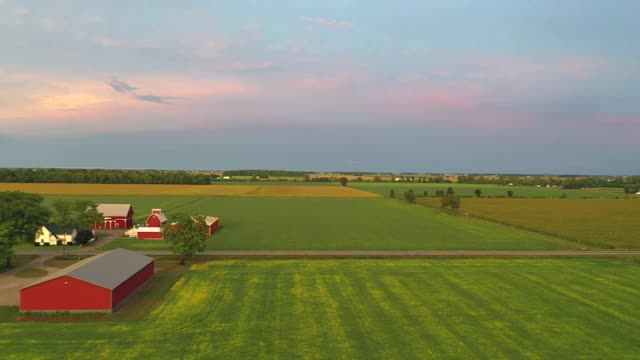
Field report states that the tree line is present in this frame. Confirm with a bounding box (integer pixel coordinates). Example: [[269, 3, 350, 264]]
[[0, 168, 212, 185]]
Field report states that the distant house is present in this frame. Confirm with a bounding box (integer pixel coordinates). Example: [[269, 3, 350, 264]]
[[145, 209, 168, 227], [636, 191, 640, 195], [93, 204, 134, 229], [34, 224, 77, 246]]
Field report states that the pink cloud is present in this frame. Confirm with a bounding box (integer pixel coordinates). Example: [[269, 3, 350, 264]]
[[290, 75, 353, 91], [300, 16, 354, 29]]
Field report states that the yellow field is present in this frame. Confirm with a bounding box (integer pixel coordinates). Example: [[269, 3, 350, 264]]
[[436, 198, 640, 249], [0, 183, 380, 198]]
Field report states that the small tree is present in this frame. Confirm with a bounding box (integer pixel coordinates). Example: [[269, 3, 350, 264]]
[[474, 189, 482, 198], [339, 177, 349, 187], [0, 222, 16, 268], [446, 187, 455, 196], [162, 213, 208, 265], [77, 205, 104, 229], [441, 195, 461, 212], [404, 189, 416, 204], [423, 190, 428, 197], [389, 189, 395, 198], [507, 190, 514, 198]]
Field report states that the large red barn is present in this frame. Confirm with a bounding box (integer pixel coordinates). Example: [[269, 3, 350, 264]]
[[93, 204, 134, 229], [20, 248, 154, 312], [145, 209, 168, 227]]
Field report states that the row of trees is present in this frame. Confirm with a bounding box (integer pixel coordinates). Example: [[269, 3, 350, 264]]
[[0, 192, 50, 267], [0, 169, 212, 185], [222, 170, 307, 178]]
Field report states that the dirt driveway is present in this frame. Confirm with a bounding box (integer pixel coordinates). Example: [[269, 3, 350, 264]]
[[0, 255, 57, 306]]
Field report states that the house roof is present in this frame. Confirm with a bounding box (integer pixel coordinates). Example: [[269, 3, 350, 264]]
[[204, 216, 219, 226], [42, 223, 76, 237], [22, 248, 153, 291], [96, 204, 133, 217], [137, 227, 162, 232]]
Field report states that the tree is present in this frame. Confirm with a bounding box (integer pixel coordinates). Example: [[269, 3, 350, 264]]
[[403, 189, 416, 204], [52, 199, 74, 228], [0, 192, 50, 266], [77, 205, 104, 229], [446, 187, 455, 196], [389, 189, 395, 198], [440, 195, 461, 212], [340, 177, 349, 187], [507, 190, 514, 198], [423, 191, 428, 197], [162, 213, 208, 265], [474, 189, 482, 198]]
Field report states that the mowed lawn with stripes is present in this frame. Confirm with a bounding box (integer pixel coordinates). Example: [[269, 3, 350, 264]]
[[1, 259, 639, 359]]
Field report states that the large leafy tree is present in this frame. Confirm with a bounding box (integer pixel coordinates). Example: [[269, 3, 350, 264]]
[[162, 213, 208, 265], [51, 199, 102, 228], [0, 192, 50, 266]]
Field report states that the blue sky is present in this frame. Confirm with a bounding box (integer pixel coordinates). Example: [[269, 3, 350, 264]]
[[0, 0, 638, 174]]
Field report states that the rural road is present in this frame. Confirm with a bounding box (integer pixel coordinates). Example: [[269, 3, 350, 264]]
[[14, 250, 640, 257]]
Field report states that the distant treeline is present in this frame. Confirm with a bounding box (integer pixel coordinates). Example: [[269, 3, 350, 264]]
[[222, 170, 308, 178], [0, 169, 212, 185], [458, 175, 640, 188]]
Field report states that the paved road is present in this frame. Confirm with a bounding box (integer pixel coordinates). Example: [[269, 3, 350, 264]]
[[15, 249, 640, 257]]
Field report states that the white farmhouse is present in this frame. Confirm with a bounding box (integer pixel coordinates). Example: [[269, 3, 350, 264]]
[[34, 224, 77, 246]]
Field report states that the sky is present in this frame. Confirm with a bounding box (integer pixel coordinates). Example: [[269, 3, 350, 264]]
[[0, 0, 638, 174]]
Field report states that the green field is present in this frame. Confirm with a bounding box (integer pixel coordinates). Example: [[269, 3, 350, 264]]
[[37, 195, 572, 251], [350, 182, 628, 198], [457, 198, 640, 249], [1, 259, 639, 359]]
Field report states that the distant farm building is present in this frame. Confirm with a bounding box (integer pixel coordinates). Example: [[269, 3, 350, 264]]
[[204, 216, 220, 235], [93, 204, 134, 229], [137, 227, 163, 240], [34, 224, 77, 246], [20, 249, 154, 312], [145, 209, 168, 227]]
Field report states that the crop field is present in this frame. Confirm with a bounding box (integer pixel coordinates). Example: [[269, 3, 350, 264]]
[[0, 183, 379, 198], [1, 259, 639, 359], [40, 195, 572, 251], [350, 182, 628, 198], [456, 198, 640, 249]]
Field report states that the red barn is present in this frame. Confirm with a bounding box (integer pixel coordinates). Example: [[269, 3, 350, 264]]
[[145, 209, 168, 227], [204, 216, 220, 236], [93, 204, 134, 229], [137, 227, 163, 240], [20, 248, 154, 312]]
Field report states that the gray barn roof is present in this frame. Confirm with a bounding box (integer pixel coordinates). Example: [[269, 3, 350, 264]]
[[23, 249, 153, 290]]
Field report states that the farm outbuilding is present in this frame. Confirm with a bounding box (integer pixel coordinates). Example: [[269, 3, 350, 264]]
[[93, 204, 134, 229], [137, 227, 163, 240], [20, 248, 154, 312], [145, 209, 168, 227], [204, 216, 220, 236]]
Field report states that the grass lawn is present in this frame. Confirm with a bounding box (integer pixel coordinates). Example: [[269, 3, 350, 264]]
[[445, 198, 640, 249], [78, 196, 575, 251], [351, 182, 628, 199], [0, 255, 39, 273], [14, 268, 48, 278], [1, 259, 639, 359], [43, 255, 92, 269]]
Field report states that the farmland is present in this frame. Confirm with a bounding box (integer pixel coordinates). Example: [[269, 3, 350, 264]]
[[39, 195, 572, 251], [0, 183, 378, 198], [1, 259, 639, 359], [350, 182, 629, 198], [457, 198, 640, 249]]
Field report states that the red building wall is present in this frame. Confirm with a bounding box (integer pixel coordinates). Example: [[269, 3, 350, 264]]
[[20, 276, 112, 311], [112, 262, 154, 307], [146, 215, 164, 227], [137, 230, 163, 240], [208, 220, 220, 235]]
